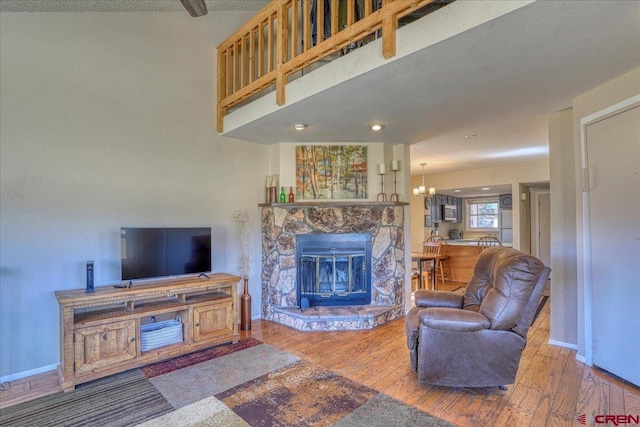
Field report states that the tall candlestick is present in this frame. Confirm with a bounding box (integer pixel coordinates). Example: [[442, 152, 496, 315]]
[[379, 163, 386, 175]]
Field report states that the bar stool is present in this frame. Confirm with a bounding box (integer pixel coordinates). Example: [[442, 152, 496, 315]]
[[422, 241, 443, 288], [426, 236, 449, 286], [478, 235, 502, 253]]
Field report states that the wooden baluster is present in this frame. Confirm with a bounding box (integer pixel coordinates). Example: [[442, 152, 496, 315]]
[[347, 0, 355, 26], [330, 0, 338, 37], [291, 0, 298, 58], [233, 42, 239, 93], [303, 0, 311, 52], [258, 21, 264, 77], [365, 0, 373, 17], [268, 14, 274, 72], [249, 29, 255, 83], [224, 48, 233, 96], [317, 0, 324, 44], [240, 35, 246, 89]]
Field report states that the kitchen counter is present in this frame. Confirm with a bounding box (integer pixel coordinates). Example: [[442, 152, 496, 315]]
[[442, 240, 512, 282], [446, 239, 513, 247]]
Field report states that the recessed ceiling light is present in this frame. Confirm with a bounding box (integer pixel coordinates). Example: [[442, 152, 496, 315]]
[[454, 189, 462, 193], [292, 123, 308, 130], [481, 187, 490, 191], [370, 123, 385, 131], [464, 134, 477, 139]]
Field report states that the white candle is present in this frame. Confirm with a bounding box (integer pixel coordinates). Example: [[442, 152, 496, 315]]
[[379, 163, 386, 175], [391, 160, 399, 171]]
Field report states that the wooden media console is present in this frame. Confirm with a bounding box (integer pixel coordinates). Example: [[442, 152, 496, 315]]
[[55, 273, 240, 391]]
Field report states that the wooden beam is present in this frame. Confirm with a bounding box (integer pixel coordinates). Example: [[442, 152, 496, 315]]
[[217, 106, 226, 133], [382, 11, 397, 59], [276, 71, 285, 106]]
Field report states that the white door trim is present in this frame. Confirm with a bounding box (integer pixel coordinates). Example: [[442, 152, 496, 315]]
[[531, 189, 550, 260], [580, 94, 640, 367]]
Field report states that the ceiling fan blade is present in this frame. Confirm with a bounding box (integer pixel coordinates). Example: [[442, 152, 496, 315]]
[[179, 0, 208, 17]]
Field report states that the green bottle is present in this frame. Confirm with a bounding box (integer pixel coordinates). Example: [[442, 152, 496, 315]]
[[279, 187, 286, 203]]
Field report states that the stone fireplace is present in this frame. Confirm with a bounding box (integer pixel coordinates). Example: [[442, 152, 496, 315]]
[[261, 203, 407, 331]]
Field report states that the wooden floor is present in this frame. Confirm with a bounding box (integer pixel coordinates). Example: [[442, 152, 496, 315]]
[[2, 282, 639, 426]]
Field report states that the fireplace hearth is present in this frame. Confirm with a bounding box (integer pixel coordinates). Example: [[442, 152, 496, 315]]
[[297, 233, 371, 308]]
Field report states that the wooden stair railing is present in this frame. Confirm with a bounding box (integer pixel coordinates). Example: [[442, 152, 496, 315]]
[[217, 0, 436, 132]]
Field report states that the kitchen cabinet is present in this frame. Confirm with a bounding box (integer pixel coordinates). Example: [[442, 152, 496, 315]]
[[456, 197, 463, 223], [433, 195, 443, 222]]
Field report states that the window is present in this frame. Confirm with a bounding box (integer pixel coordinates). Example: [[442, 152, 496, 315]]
[[467, 199, 499, 230]]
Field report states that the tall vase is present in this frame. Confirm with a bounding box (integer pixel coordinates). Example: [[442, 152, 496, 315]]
[[240, 277, 251, 331]]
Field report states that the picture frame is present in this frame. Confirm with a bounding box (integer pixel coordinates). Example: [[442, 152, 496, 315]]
[[425, 215, 432, 227]]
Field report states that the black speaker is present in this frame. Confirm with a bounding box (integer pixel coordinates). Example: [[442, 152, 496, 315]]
[[86, 260, 94, 293]]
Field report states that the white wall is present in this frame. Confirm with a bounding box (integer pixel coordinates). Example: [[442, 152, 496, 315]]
[[0, 11, 266, 380], [548, 108, 578, 349], [571, 67, 640, 359]]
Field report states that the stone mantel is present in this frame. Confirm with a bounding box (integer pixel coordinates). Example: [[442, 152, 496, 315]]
[[258, 201, 409, 208], [260, 203, 408, 331]]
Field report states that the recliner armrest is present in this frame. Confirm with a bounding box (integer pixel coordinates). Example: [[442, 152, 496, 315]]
[[419, 307, 491, 332], [414, 290, 464, 309]]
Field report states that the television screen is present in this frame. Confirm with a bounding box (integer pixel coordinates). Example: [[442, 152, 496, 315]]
[[120, 227, 212, 281]]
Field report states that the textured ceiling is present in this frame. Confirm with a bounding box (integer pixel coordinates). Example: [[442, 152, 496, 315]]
[[221, 0, 640, 175], [0, 0, 269, 12]]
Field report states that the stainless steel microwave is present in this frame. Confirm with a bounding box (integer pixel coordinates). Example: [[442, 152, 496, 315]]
[[442, 204, 457, 221]]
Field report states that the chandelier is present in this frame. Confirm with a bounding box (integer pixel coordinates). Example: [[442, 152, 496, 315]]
[[413, 163, 436, 197]]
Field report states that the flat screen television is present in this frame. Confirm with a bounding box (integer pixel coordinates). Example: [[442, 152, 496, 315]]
[[120, 227, 212, 281]]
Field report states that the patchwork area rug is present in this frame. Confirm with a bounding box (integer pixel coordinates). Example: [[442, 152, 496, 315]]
[[0, 338, 455, 427]]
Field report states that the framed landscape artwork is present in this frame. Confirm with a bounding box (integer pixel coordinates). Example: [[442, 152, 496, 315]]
[[296, 145, 368, 200]]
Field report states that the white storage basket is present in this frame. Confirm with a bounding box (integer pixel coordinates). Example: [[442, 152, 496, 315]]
[[140, 315, 183, 352]]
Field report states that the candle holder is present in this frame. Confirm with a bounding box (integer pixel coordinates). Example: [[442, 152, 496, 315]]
[[389, 169, 399, 202], [376, 173, 387, 201]]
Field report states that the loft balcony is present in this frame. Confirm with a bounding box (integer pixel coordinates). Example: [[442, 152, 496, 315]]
[[215, 0, 544, 144], [216, 0, 456, 133]]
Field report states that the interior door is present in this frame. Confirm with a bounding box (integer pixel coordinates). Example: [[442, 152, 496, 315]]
[[538, 192, 551, 266], [586, 104, 640, 386]]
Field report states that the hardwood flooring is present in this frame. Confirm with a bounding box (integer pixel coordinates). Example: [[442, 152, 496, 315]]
[[2, 282, 639, 426]]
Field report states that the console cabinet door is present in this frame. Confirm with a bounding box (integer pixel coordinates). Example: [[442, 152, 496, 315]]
[[193, 299, 233, 342], [74, 319, 137, 375]]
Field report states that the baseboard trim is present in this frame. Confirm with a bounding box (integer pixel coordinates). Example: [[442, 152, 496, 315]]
[[575, 354, 587, 364], [0, 364, 58, 384], [548, 339, 578, 350]]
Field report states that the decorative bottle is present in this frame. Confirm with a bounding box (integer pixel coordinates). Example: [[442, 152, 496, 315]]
[[271, 175, 278, 204], [265, 175, 272, 203], [279, 187, 286, 203], [288, 187, 294, 203], [240, 277, 251, 331]]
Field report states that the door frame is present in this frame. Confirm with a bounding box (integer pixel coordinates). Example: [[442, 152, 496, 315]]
[[580, 94, 640, 367], [531, 189, 550, 262]]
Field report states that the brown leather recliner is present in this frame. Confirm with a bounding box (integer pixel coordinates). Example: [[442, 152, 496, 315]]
[[406, 247, 551, 388]]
